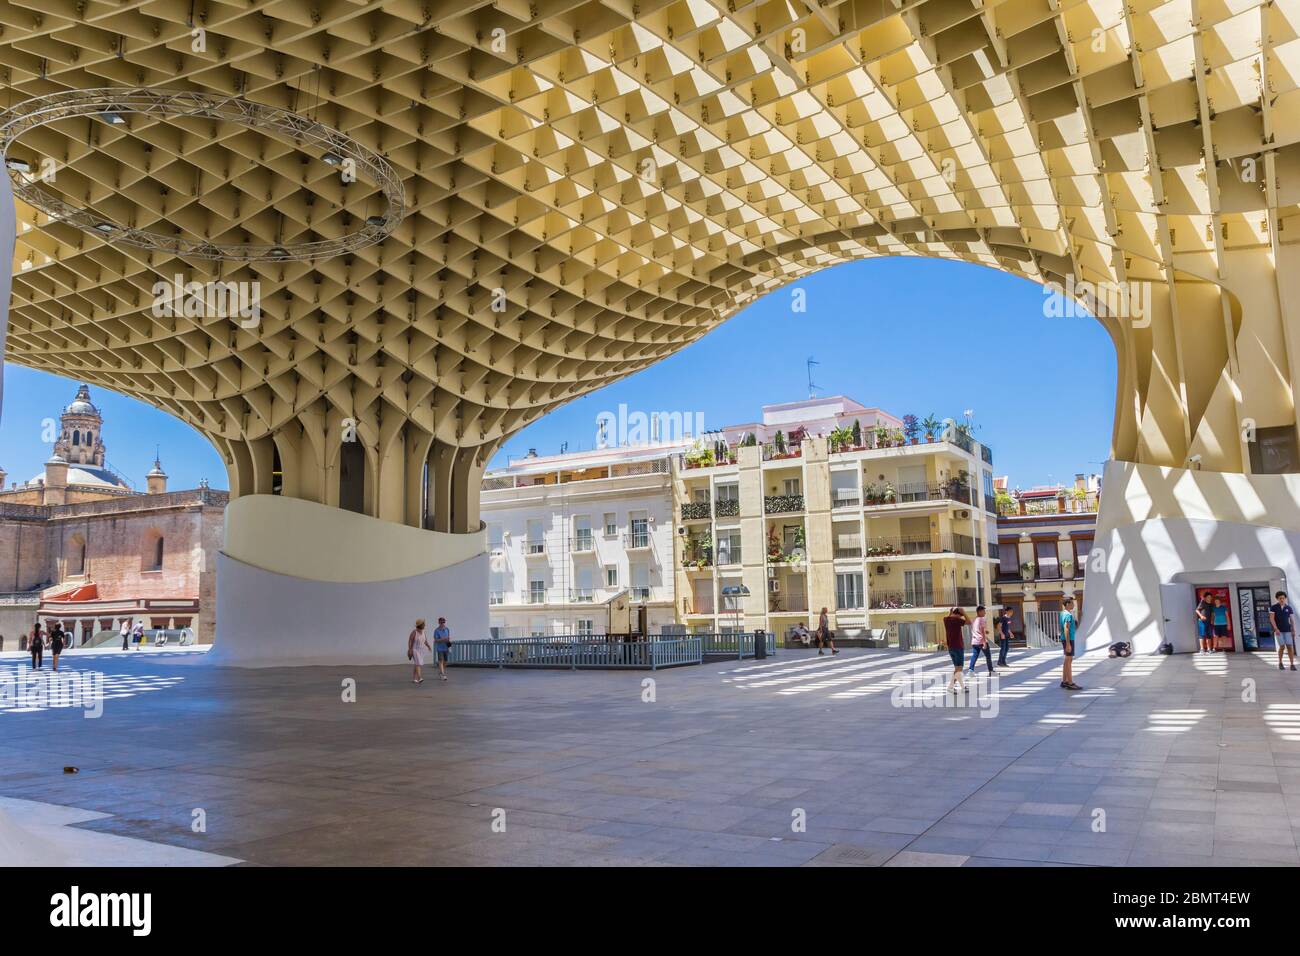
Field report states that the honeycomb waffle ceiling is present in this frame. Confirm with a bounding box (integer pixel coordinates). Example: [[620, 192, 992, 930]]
[[1, 0, 1297, 452]]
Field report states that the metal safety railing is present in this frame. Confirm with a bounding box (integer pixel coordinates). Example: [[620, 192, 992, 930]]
[[446, 635, 703, 670]]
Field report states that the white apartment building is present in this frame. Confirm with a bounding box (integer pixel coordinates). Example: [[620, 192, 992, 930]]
[[480, 443, 684, 638], [480, 396, 1000, 650]]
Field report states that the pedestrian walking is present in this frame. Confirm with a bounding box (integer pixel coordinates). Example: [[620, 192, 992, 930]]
[[943, 607, 968, 694], [132, 621, 144, 650], [408, 619, 431, 684], [966, 605, 995, 675], [1271, 591, 1296, 671], [49, 624, 64, 672], [816, 607, 839, 655], [29, 623, 44, 671], [996, 607, 1014, 667], [432, 617, 452, 681], [1059, 596, 1081, 690], [120, 619, 131, 651]]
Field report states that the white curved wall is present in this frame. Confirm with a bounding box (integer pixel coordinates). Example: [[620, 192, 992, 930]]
[[223, 494, 485, 582], [211, 495, 488, 666], [208, 550, 489, 667], [1081, 461, 1300, 653]]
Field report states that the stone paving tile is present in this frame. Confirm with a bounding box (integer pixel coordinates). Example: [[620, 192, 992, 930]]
[[10, 647, 1300, 865]]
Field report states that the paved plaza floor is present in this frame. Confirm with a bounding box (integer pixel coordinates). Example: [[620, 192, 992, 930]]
[[2, 644, 1300, 866]]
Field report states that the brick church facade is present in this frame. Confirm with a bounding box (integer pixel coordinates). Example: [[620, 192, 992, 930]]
[[0, 385, 225, 646]]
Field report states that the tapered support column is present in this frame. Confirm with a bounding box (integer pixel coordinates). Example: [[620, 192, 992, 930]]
[[0, 172, 13, 420]]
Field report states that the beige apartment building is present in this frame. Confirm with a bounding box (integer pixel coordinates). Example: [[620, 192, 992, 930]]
[[672, 397, 999, 650]]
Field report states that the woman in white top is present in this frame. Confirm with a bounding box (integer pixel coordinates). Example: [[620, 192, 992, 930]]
[[966, 605, 995, 675], [408, 619, 432, 684]]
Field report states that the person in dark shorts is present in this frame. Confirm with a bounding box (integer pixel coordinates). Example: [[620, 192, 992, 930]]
[[1195, 593, 1213, 652], [1059, 597, 1080, 690], [432, 617, 452, 681], [942, 607, 968, 694], [996, 607, 1014, 667], [49, 624, 64, 672], [1272, 591, 1296, 671], [1210, 596, 1230, 650]]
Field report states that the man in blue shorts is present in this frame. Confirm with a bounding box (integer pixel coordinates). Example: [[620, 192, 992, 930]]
[[942, 607, 968, 695], [1270, 591, 1295, 672], [1195, 593, 1213, 652], [432, 617, 452, 681]]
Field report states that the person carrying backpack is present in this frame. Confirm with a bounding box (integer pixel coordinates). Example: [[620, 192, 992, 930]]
[[29, 623, 44, 671]]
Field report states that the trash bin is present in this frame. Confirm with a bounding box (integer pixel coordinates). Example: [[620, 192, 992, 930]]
[[754, 630, 767, 660]]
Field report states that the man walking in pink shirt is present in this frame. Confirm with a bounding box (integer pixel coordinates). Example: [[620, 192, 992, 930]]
[[966, 605, 995, 676]]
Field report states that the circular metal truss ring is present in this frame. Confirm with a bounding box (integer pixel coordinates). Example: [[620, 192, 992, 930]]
[[0, 88, 407, 262]]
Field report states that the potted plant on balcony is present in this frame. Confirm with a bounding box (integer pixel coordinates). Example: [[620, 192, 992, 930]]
[[766, 526, 783, 564], [774, 430, 786, 454], [921, 414, 941, 443], [684, 439, 715, 469], [902, 414, 920, 444], [1020, 561, 1036, 581], [995, 489, 1017, 515], [872, 423, 889, 448], [1069, 486, 1089, 511], [1060, 557, 1075, 578], [829, 424, 854, 452], [851, 419, 862, 447]]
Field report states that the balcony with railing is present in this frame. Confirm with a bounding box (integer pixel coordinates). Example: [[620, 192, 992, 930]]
[[762, 441, 803, 462], [714, 545, 742, 566], [622, 530, 651, 550], [1000, 491, 1101, 517], [834, 545, 863, 559], [827, 430, 990, 462], [570, 533, 595, 553], [527, 589, 546, 605], [680, 501, 712, 521], [862, 533, 977, 558], [869, 587, 979, 609], [569, 588, 596, 603], [683, 539, 713, 570], [630, 586, 652, 601], [489, 591, 505, 606], [862, 481, 968, 507], [524, 537, 546, 556], [764, 494, 805, 514], [831, 492, 861, 508], [768, 592, 809, 613], [714, 498, 740, 518], [682, 597, 715, 616]]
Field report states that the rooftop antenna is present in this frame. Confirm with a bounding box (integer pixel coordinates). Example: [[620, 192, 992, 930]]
[[806, 356, 820, 399]]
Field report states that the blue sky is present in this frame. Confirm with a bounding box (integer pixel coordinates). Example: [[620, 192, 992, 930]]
[[0, 256, 1116, 492]]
